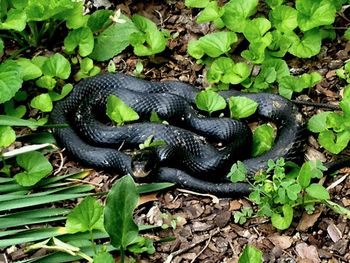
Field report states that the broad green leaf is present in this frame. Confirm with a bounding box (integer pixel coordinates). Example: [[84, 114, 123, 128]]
[[265, 0, 284, 9], [271, 204, 293, 230], [241, 41, 270, 64], [87, 10, 113, 33], [222, 0, 258, 32], [4, 100, 26, 118], [36, 75, 57, 90], [306, 184, 330, 200], [16, 58, 42, 81], [104, 175, 139, 250], [185, 0, 209, 8], [207, 57, 250, 84], [288, 29, 322, 58], [0, 38, 3, 57], [129, 14, 168, 56], [307, 112, 332, 133], [0, 9, 26, 31], [197, 1, 223, 23], [188, 32, 237, 59], [269, 5, 297, 32], [243, 17, 271, 43], [285, 183, 302, 201], [195, 90, 226, 114], [66, 196, 104, 233], [296, 0, 336, 31], [30, 93, 53, 112], [90, 14, 138, 61], [252, 124, 275, 157], [0, 115, 41, 127], [344, 28, 350, 40], [106, 95, 139, 125], [15, 151, 53, 186], [0, 60, 23, 104], [238, 245, 263, 263], [318, 130, 350, 154], [298, 161, 313, 188], [93, 251, 115, 263], [227, 161, 247, 183], [54, 1, 87, 29], [228, 96, 258, 119], [64, 27, 94, 57], [0, 126, 16, 147], [49, 83, 73, 101], [300, 72, 322, 88], [42, 53, 71, 79]]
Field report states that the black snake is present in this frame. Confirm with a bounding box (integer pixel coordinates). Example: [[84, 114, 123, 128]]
[[50, 73, 305, 197]]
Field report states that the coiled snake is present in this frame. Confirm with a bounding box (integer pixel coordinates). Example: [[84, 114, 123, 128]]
[[50, 73, 305, 197]]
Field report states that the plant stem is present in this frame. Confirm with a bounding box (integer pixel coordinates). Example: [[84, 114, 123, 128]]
[[120, 248, 125, 263], [89, 230, 96, 254], [28, 21, 39, 47]]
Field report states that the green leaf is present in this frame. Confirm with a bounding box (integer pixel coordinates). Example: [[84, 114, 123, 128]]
[[49, 83, 74, 101], [296, 0, 336, 31], [35, 75, 57, 90], [306, 184, 330, 200], [265, 0, 284, 9], [0, 60, 23, 104], [285, 183, 302, 201], [93, 251, 115, 263], [0, 126, 16, 148], [195, 90, 226, 114], [196, 1, 223, 23], [288, 29, 322, 58], [129, 14, 168, 56], [0, 115, 41, 127], [87, 10, 113, 33], [243, 17, 271, 43], [66, 196, 104, 233], [222, 0, 258, 32], [252, 124, 275, 157], [42, 53, 71, 79], [90, 14, 138, 61], [344, 27, 350, 40], [238, 245, 263, 263], [298, 161, 313, 188], [185, 0, 209, 8], [0, 9, 26, 31], [228, 96, 258, 119], [30, 93, 53, 112], [227, 161, 247, 183], [207, 57, 250, 84], [4, 100, 26, 118], [15, 151, 53, 187], [188, 31, 237, 59], [269, 5, 297, 32], [318, 130, 350, 154], [307, 112, 332, 133], [106, 95, 139, 125], [271, 204, 293, 230], [64, 27, 94, 57], [104, 175, 139, 250], [0, 38, 3, 57], [16, 58, 42, 81]]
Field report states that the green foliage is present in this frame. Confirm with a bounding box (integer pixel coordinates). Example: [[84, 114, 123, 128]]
[[64, 27, 94, 57], [229, 158, 349, 230], [227, 161, 247, 183], [252, 124, 275, 157], [106, 95, 140, 125], [66, 196, 104, 234], [0, 126, 16, 147], [14, 151, 53, 186], [129, 14, 169, 56], [74, 57, 101, 81], [233, 206, 253, 224], [0, 60, 23, 104], [228, 96, 258, 119], [195, 90, 227, 115], [308, 85, 350, 154], [238, 245, 263, 263]]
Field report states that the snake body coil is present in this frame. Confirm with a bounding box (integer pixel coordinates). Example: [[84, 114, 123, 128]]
[[51, 73, 305, 197]]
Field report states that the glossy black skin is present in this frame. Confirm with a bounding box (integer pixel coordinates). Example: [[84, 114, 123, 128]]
[[50, 73, 305, 197]]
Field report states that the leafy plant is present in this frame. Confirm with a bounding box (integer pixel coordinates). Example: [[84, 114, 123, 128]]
[[106, 95, 140, 125], [238, 244, 263, 263], [308, 86, 350, 154], [230, 158, 350, 230]]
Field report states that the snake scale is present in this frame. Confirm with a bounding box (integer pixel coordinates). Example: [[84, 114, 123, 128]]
[[50, 73, 305, 197]]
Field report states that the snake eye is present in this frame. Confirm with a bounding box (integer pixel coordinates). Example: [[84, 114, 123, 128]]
[[131, 149, 158, 178]]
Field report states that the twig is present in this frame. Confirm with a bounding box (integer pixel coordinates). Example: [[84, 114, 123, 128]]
[[53, 148, 65, 175], [327, 173, 349, 190], [190, 229, 215, 263], [176, 188, 220, 204], [164, 228, 220, 263]]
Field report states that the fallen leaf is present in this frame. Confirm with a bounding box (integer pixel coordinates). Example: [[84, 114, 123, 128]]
[[268, 235, 293, 249], [295, 242, 321, 263], [229, 200, 242, 211], [327, 223, 342, 242], [137, 193, 158, 207], [297, 208, 323, 232]]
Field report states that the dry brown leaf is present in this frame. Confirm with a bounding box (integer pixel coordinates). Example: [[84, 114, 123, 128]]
[[229, 200, 242, 211], [268, 235, 293, 250], [295, 242, 321, 263], [297, 208, 323, 232], [137, 193, 158, 207], [327, 223, 342, 242]]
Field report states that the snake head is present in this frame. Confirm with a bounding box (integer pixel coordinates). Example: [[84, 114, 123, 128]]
[[131, 149, 158, 179]]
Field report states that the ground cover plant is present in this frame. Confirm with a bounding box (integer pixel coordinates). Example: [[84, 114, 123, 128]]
[[0, 0, 350, 262]]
